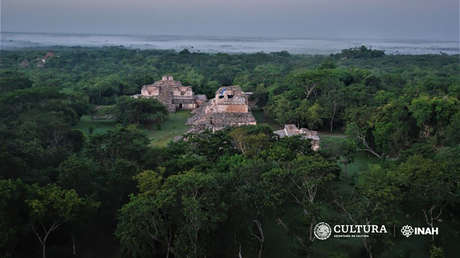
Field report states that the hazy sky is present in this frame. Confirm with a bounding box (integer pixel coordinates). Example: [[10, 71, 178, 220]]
[[2, 0, 459, 40]]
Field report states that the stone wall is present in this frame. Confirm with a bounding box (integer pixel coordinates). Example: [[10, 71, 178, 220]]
[[173, 87, 194, 97], [135, 75, 199, 112], [187, 86, 256, 132], [141, 86, 160, 96], [274, 124, 320, 151]]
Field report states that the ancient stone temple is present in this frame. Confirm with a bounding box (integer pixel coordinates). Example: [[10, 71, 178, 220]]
[[187, 86, 256, 132], [274, 124, 320, 151], [133, 75, 206, 112]]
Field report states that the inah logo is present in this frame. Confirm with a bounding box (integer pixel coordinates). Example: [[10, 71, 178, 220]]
[[400, 225, 439, 237], [314, 222, 332, 240], [401, 225, 414, 237]]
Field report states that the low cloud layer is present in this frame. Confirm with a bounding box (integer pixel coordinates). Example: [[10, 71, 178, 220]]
[[2, 0, 459, 40]]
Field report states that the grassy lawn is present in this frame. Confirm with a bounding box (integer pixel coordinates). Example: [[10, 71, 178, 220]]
[[319, 135, 380, 179], [144, 111, 191, 147], [74, 115, 117, 135], [75, 111, 192, 147], [318, 131, 346, 138]]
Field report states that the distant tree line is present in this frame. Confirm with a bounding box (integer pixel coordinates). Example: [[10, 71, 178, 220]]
[[332, 45, 385, 59]]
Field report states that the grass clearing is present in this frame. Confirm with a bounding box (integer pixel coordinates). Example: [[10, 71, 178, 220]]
[[143, 111, 191, 147], [75, 111, 192, 147], [319, 135, 380, 179], [74, 115, 117, 135]]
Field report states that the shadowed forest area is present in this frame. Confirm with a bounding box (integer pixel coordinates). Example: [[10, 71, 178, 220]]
[[0, 46, 459, 258]]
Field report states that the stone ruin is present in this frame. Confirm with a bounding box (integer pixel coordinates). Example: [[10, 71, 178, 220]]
[[133, 75, 207, 112], [274, 124, 320, 151], [187, 86, 256, 132], [19, 52, 56, 68], [132, 78, 319, 149]]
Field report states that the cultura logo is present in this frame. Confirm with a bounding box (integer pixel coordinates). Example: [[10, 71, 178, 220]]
[[314, 222, 388, 239], [314, 222, 332, 240], [401, 225, 414, 238]]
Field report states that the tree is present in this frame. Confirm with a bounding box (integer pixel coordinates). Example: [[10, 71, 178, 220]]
[[114, 96, 168, 126], [228, 126, 273, 157], [317, 78, 345, 133], [408, 95, 459, 139], [117, 169, 227, 258], [26, 184, 98, 258], [116, 195, 174, 258], [253, 64, 283, 86], [334, 45, 385, 59], [287, 68, 346, 132], [269, 95, 297, 125], [296, 101, 324, 129], [262, 155, 339, 250], [319, 136, 356, 175], [86, 125, 150, 167], [168, 172, 225, 257], [187, 130, 237, 162], [57, 155, 97, 196], [263, 135, 314, 161], [0, 70, 32, 93], [391, 155, 458, 240], [345, 122, 382, 159], [371, 100, 417, 155], [0, 179, 29, 256], [287, 69, 323, 100], [253, 84, 269, 107], [445, 111, 460, 145], [229, 159, 278, 258], [334, 165, 402, 258]]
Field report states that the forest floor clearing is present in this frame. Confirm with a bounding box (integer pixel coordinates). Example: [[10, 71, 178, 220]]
[[75, 112, 192, 147], [144, 111, 191, 147]]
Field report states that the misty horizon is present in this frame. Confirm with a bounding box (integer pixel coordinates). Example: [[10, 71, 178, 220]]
[[2, 0, 459, 41], [2, 31, 459, 43]]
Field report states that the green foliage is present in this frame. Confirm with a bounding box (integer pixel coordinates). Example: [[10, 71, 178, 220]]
[[430, 245, 445, 258], [86, 125, 149, 165], [409, 95, 459, 138], [445, 111, 460, 144], [26, 184, 94, 222], [263, 135, 314, 161], [1, 46, 459, 258], [146, 111, 192, 147], [187, 129, 236, 161], [118, 169, 228, 258], [133, 169, 164, 196], [333, 45, 385, 59], [114, 96, 168, 126], [302, 102, 324, 129], [0, 179, 29, 255], [228, 125, 274, 158], [0, 70, 32, 93], [116, 195, 168, 258], [115, 125, 342, 258], [57, 155, 97, 196], [26, 183, 99, 258], [391, 155, 457, 211]]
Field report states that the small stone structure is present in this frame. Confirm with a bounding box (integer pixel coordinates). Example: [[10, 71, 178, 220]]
[[35, 52, 56, 68], [133, 75, 205, 112], [187, 86, 256, 132], [274, 124, 320, 151]]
